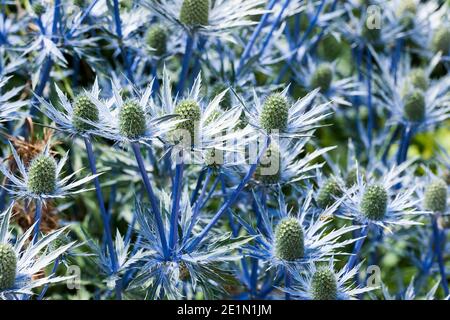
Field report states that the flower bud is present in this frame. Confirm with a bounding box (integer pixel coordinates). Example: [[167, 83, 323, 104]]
[[0, 244, 17, 290], [180, 0, 209, 27], [275, 217, 304, 261], [174, 100, 201, 142], [424, 179, 447, 214], [27, 155, 57, 195], [310, 64, 333, 93], [259, 94, 289, 132], [146, 24, 167, 57], [119, 101, 147, 139], [360, 184, 388, 221], [403, 90, 425, 122], [310, 267, 338, 300], [72, 94, 99, 132], [317, 178, 342, 209]]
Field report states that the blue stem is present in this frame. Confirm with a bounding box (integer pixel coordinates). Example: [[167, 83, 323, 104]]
[[169, 154, 184, 254], [285, 268, 291, 300], [236, 0, 278, 76], [366, 50, 374, 152], [176, 34, 195, 94], [432, 217, 449, 296], [345, 226, 368, 271], [257, 0, 291, 59], [38, 256, 60, 300], [112, 0, 133, 81], [33, 199, 42, 244], [185, 136, 270, 252], [131, 142, 169, 258], [190, 169, 206, 204], [84, 137, 121, 299]]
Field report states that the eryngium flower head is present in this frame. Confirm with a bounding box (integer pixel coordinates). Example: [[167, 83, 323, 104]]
[[310, 266, 338, 300], [317, 178, 342, 209], [310, 64, 333, 93], [254, 143, 281, 185], [180, 0, 209, 27], [146, 24, 167, 56], [27, 155, 57, 195], [32, 2, 45, 16], [119, 100, 147, 139], [210, 83, 231, 110], [408, 69, 428, 91], [174, 99, 201, 139], [0, 244, 17, 290], [275, 217, 304, 261], [360, 184, 388, 221], [72, 94, 99, 132], [424, 179, 447, 213], [318, 34, 341, 61], [403, 90, 425, 122], [259, 94, 289, 132], [432, 27, 450, 55]]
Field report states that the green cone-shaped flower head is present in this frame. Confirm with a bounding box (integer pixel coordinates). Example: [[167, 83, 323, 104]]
[[403, 90, 425, 122], [174, 100, 202, 142], [180, 0, 209, 27], [0, 244, 17, 290], [310, 64, 333, 93], [119, 100, 147, 139], [408, 68, 428, 91], [432, 27, 450, 55], [275, 217, 304, 261], [27, 155, 57, 195], [146, 24, 167, 56], [72, 94, 99, 132], [254, 143, 281, 185], [360, 184, 388, 221], [317, 178, 342, 209], [318, 34, 341, 61], [259, 94, 289, 132], [210, 83, 232, 111], [424, 179, 447, 213], [310, 267, 338, 300], [32, 3, 46, 16]]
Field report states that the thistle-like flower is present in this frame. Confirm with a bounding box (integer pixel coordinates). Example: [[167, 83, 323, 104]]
[[243, 191, 360, 271], [139, 0, 266, 41], [372, 51, 450, 130], [285, 260, 377, 300], [339, 160, 425, 230], [157, 70, 250, 165], [146, 24, 168, 57], [245, 88, 332, 138], [36, 79, 111, 138], [0, 206, 74, 299], [423, 179, 447, 214], [247, 135, 335, 187], [0, 143, 98, 201], [80, 78, 179, 147]]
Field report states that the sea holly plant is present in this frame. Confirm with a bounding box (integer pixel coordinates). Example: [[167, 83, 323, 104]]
[[0, 0, 449, 301]]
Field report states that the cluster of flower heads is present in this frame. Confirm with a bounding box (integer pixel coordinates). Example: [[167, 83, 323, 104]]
[[0, 0, 449, 301]]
